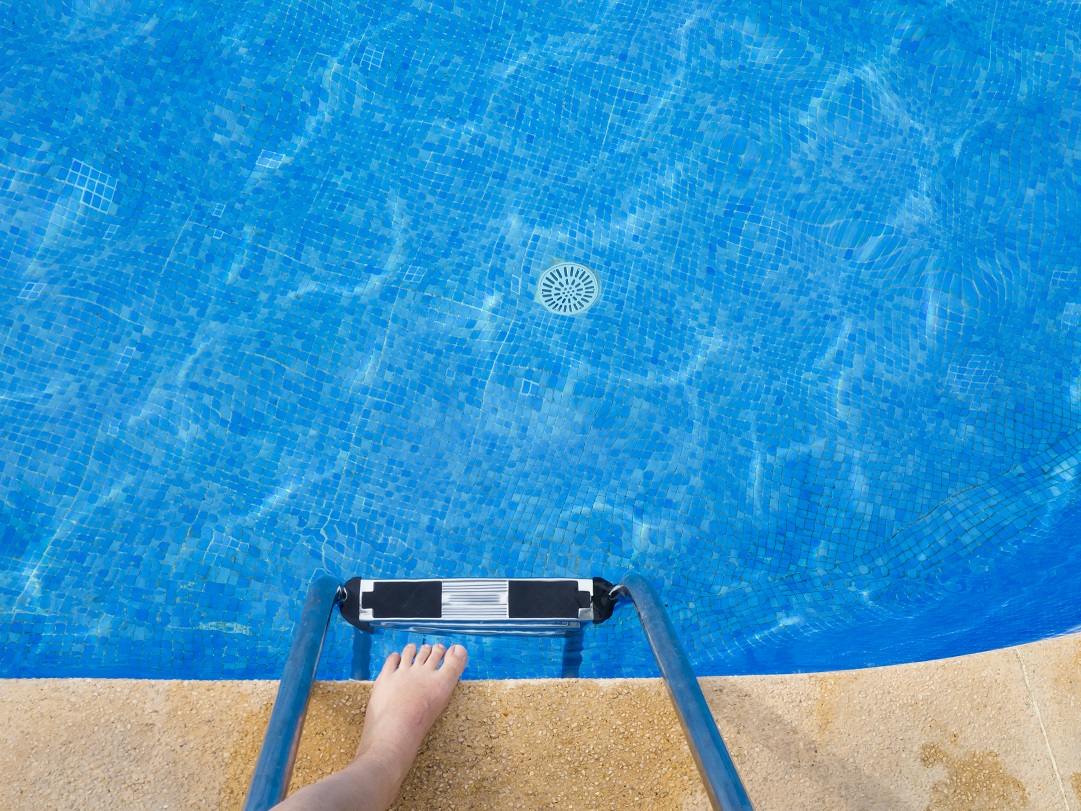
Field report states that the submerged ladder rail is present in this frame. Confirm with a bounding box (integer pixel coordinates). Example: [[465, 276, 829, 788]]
[[243, 572, 754, 811]]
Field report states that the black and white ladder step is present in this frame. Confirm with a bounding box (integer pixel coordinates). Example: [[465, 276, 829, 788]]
[[339, 577, 595, 636]]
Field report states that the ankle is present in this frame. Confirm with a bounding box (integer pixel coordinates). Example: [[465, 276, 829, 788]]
[[350, 740, 413, 794]]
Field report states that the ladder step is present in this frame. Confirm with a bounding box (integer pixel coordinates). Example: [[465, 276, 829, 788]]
[[339, 577, 605, 636]]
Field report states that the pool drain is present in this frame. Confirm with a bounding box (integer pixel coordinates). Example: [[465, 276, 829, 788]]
[[535, 262, 600, 315]]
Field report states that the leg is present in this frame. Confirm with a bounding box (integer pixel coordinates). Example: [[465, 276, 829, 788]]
[[272, 642, 468, 811]]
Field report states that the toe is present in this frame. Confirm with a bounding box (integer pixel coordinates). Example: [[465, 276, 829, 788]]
[[401, 643, 417, 666], [440, 644, 468, 679], [425, 643, 447, 669], [414, 643, 433, 665], [378, 651, 402, 678]]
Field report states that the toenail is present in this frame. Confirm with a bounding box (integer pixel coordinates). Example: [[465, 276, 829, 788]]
[[451, 644, 466, 656]]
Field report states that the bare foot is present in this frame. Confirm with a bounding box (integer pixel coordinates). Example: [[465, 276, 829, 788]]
[[272, 643, 467, 811], [354, 643, 468, 789]]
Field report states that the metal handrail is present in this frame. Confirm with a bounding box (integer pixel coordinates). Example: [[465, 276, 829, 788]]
[[242, 574, 342, 811], [615, 573, 754, 811], [242, 572, 753, 811]]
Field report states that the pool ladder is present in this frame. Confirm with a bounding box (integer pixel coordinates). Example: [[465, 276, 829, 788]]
[[243, 573, 754, 811]]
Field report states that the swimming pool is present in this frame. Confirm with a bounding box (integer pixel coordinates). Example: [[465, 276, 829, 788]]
[[2, 0, 1080, 680]]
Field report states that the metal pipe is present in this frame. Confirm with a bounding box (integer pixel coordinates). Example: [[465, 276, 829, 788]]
[[560, 629, 584, 678], [243, 574, 342, 811], [617, 572, 754, 811], [350, 627, 372, 681]]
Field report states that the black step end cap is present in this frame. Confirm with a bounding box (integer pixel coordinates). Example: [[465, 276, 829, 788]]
[[592, 577, 617, 624]]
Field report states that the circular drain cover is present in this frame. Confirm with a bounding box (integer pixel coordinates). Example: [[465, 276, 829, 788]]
[[536, 262, 600, 315]]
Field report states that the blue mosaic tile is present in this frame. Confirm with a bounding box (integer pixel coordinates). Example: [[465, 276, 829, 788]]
[[2, 0, 1081, 680]]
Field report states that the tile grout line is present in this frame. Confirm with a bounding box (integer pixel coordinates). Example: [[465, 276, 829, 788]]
[[1016, 649, 1070, 811]]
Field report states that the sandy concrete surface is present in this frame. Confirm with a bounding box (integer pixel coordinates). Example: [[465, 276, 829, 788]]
[[2, 633, 1080, 810]]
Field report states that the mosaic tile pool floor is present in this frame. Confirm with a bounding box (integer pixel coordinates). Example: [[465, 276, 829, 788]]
[[2, 0, 1081, 679]]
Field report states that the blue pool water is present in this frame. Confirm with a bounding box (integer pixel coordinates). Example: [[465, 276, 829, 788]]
[[2, 0, 1081, 680]]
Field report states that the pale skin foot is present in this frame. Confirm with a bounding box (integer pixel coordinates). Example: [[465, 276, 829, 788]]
[[272, 642, 468, 811]]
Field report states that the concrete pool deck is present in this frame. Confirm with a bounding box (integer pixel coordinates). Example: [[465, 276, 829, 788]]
[[2, 632, 1080, 810]]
